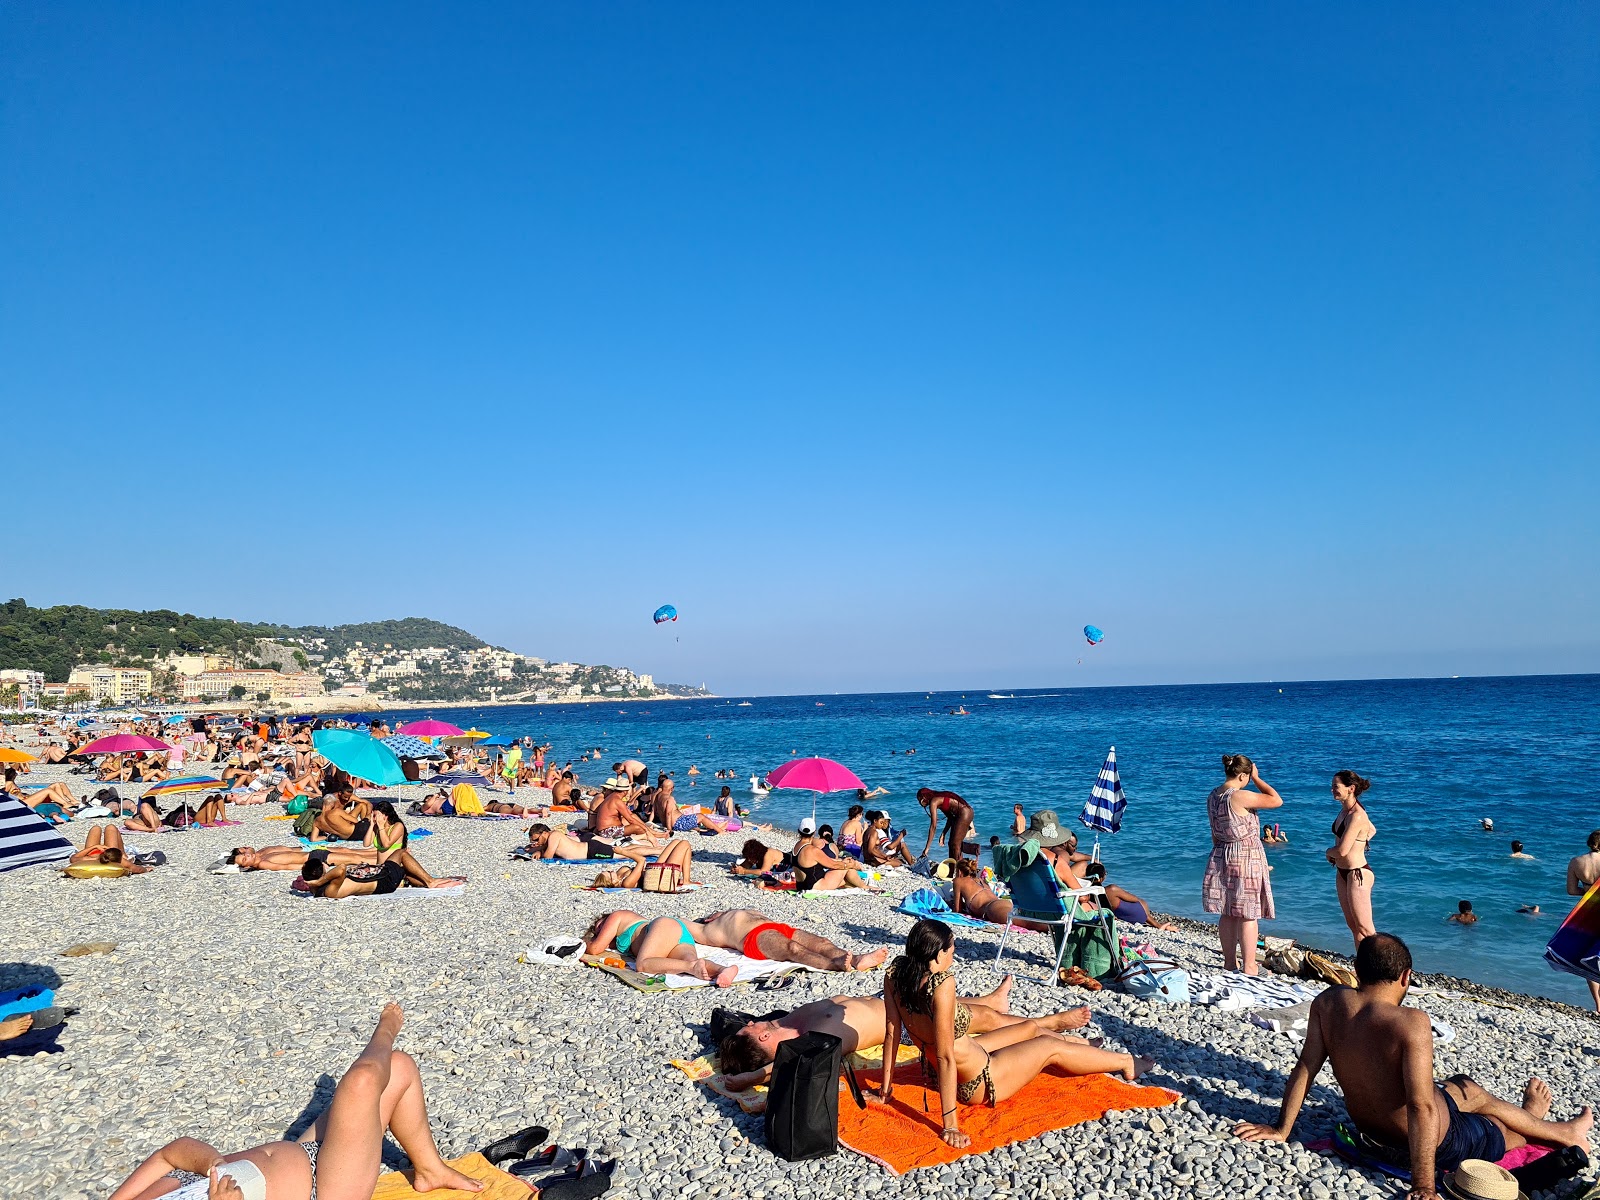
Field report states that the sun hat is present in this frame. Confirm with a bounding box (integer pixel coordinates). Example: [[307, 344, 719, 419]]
[[1443, 1160, 1524, 1200], [603, 775, 630, 791], [1021, 809, 1073, 848]]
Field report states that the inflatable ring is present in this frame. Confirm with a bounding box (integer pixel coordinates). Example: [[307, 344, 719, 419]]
[[63, 863, 131, 879]]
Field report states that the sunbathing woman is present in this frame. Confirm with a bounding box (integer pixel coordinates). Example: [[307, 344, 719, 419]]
[[69, 824, 152, 873], [351, 801, 408, 852], [1082, 863, 1178, 930], [584, 908, 735, 985], [917, 788, 976, 863], [793, 830, 875, 892], [301, 846, 465, 898], [952, 858, 1051, 931], [862, 811, 917, 869], [590, 837, 695, 889], [839, 804, 867, 857], [733, 839, 793, 877], [123, 795, 166, 832], [6, 770, 78, 822], [526, 823, 617, 861], [875, 919, 1152, 1146], [108, 1002, 482, 1200]]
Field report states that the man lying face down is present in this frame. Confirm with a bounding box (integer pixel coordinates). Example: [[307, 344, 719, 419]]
[[713, 981, 1091, 1092]]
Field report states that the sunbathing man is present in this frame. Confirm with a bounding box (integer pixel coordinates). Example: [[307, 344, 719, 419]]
[[1236, 932, 1593, 1186], [108, 1003, 482, 1200], [301, 846, 465, 897], [715, 978, 1092, 1090], [228, 844, 379, 872], [693, 909, 890, 973], [526, 823, 616, 861]]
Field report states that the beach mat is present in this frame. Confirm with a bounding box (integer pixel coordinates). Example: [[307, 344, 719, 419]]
[[371, 1151, 530, 1199], [841, 1061, 1178, 1174]]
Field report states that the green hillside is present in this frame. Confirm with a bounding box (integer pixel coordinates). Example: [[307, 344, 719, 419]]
[[0, 599, 488, 681]]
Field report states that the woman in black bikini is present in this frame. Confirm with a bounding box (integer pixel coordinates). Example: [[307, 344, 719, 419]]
[[792, 830, 873, 892], [108, 1003, 482, 1200], [873, 919, 1149, 1147], [1326, 769, 1377, 948]]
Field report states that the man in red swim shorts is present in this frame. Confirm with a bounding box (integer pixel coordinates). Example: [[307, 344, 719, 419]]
[[694, 909, 890, 973]]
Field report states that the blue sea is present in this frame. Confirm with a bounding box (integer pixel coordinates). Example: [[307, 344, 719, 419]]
[[391, 674, 1600, 1005]]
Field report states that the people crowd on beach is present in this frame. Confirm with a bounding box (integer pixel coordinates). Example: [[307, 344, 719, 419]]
[[2, 710, 1594, 1200]]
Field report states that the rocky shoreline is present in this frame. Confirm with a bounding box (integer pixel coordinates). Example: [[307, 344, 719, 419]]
[[2, 760, 1596, 1200]]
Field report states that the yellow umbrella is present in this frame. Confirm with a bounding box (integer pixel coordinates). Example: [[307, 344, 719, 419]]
[[440, 729, 492, 747], [0, 747, 38, 763]]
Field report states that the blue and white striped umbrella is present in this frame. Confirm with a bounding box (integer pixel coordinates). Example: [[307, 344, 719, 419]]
[[1079, 746, 1127, 835], [381, 734, 447, 760]]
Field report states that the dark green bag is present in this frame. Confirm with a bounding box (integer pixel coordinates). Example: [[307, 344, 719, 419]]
[[292, 809, 318, 839], [1061, 914, 1119, 980]]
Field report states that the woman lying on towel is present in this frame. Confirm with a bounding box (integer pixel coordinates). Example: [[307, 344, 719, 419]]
[[589, 836, 695, 889], [108, 1003, 483, 1200], [584, 907, 736, 985], [300, 845, 465, 898], [876, 919, 1153, 1148]]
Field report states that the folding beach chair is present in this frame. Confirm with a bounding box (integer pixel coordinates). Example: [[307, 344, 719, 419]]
[[992, 854, 1109, 986]]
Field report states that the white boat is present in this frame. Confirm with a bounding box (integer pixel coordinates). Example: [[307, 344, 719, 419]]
[[737, 701, 752, 707], [987, 693, 1014, 699]]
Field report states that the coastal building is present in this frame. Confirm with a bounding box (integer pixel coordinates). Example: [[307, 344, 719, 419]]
[[67, 666, 154, 702], [41, 682, 87, 703], [0, 669, 45, 705], [182, 669, 324, 700]]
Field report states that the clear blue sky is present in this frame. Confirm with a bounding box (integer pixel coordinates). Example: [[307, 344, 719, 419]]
[[3, 4, 1596, 695]]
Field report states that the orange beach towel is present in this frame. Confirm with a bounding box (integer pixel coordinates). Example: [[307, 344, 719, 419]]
[[842, 1063, 1179, 1174], [371, 1152, 531, 1199]]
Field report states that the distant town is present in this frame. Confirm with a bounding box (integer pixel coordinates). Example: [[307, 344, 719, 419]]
[[0, 600, 709, 711]]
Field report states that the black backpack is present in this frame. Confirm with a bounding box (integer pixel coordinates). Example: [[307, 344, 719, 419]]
[[763, 1031, 863, 1162]]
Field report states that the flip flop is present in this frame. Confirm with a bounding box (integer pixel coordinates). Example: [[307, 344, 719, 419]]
[[510, 1147, 587, 1178], [543, 1160, 616, 1200], [480, 1124, 550, 1166]]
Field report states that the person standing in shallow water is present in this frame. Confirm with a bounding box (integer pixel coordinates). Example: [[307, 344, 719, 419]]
[[1202, 754, 1282, 975], [1327, 770, 1378, 949]]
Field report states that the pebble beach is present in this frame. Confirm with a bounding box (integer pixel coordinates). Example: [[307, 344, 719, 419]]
[[3, 759, 1597, 1200]]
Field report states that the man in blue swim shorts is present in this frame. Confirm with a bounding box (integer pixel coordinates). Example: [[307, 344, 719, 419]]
[[1234, 933, 1592, 1194]]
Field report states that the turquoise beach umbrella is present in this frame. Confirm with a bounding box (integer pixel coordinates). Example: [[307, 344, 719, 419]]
[[312, 729, 407, 787]]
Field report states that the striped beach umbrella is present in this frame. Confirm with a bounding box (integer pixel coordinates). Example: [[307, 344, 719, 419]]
[[1079, 747, 1127, 835], [143, 776, 225, 798], [382, 735, 446, 760]]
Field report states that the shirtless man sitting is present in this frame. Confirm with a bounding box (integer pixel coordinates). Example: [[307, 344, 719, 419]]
[[693, 909, 890, 974], [715, 978, 1092, 1090], [313, 791, 370, 840], [587, 784, 655, 843], [1236, 932, 1592, 1194]]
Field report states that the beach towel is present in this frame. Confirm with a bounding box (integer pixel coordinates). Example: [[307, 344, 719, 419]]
[[371, 1152, 531, 1200], [288, 881, 467, 900], [663, 945, 826, 990], [895, 887, 995, 930], [841, 1060, 1178, 1174], [1189, 970, 1318, 1011], [1310, 1127, 1553, 1182], [1244, 1001, 1454, 1044]]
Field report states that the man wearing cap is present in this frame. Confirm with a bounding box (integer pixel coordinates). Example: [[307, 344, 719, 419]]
[[1236, 932, 1592, 1195], [587, 779, 655, 843]]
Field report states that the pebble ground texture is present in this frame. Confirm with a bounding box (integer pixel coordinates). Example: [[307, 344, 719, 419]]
[[3, 760, 1597, 1199]]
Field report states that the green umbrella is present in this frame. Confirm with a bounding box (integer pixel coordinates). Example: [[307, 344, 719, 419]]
[[312, 729, 407, 787]]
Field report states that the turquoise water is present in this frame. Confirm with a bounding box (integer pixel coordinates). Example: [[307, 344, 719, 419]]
[[394, 674, 1600, 1004]]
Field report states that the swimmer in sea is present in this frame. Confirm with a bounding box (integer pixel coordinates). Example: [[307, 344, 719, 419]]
[[1510, 840, 1536, 860], [1447, 900, 1478, 925]]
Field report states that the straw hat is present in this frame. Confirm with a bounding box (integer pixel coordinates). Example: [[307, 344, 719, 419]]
[[1443, 1160, 1525, 1200], [603, 775, 630, 791]]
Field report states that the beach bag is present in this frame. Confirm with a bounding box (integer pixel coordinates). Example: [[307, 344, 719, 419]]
[[292, 809, 319, 839], [1114, 957, 1191, 1004], [764, 1031, 863, 1162], [284, 795, 309, 815], [1063, 914, 1118, 980], [642, 862, 684, 893], [1263, 947, 1305, 976]]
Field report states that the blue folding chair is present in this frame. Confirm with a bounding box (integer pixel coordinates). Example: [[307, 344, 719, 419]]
[[992, 853, 1108, 985]]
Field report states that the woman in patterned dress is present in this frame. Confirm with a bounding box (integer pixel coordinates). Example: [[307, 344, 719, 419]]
[[1202, 754, 1283, 975]]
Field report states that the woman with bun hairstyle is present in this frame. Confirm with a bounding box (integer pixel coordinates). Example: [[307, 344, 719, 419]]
[[1202, 754, 1283, 975], [1327, 769, 1377, 948]]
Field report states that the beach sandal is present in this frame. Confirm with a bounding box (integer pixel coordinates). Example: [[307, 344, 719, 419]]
[[509, 1146, 587, 1178], [542, 1159, 615, 1200], [479, 1124, 550, 1166], [1058, 967, 1104, 991]]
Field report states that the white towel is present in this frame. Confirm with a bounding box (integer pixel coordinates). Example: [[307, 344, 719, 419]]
[[662, 945, 823, 989]]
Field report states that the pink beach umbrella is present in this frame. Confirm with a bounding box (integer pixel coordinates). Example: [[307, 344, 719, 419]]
[[765, 756, 867, 823], [75, 734, 174, 756], [396, 719, 465, 739]]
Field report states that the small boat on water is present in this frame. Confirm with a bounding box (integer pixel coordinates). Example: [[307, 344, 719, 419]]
[[737, 701, 752, 707], [987, 693, 1014, 699]]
